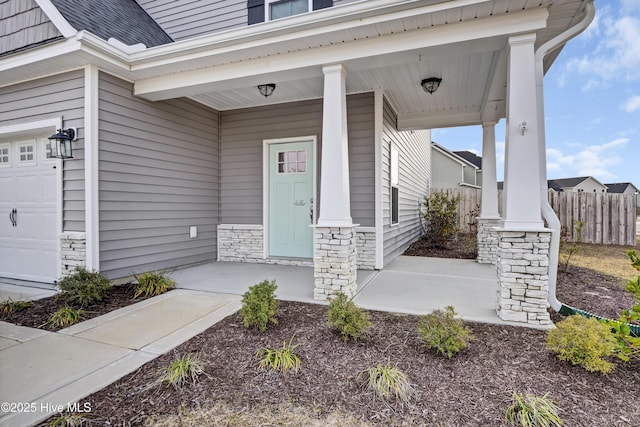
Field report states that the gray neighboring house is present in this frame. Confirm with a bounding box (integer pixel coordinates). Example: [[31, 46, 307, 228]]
[[497, 176, 608, 193], [1, 0, 596, 325], [605, 182, 640, 207], [431, 142, 480, 189]]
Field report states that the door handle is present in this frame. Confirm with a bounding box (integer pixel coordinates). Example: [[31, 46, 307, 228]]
[[9, 208, 17, 227], [309, 198, 314, 224]]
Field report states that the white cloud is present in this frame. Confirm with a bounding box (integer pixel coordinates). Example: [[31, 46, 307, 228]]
[[622, 95, 640, 112], [562, 7, 640, 90], [544, 138, 629, 181]]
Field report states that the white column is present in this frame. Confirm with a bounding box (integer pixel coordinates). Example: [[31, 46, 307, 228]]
[[84, 64, 100, 271], [317, 64, 352, 227], [502, 34, 544, 230], [480, 122, 499, 219]]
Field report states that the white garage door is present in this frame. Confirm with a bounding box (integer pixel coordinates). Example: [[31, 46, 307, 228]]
[[0, 137, 58, 283]]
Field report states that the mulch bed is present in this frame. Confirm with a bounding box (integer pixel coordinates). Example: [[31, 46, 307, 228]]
[[404, 233, 478, 259], [47, 300, 640, 426], [0, 283, 156, 332], [9, 236, 638, 426]]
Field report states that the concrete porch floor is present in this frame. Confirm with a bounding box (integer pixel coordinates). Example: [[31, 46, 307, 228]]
[[169, 256, 545, 328]]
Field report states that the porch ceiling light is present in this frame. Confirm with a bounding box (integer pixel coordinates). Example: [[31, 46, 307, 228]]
[[48, 127, 76, 159], [257, 83, 276, 98], [421, 77, 442, 94]]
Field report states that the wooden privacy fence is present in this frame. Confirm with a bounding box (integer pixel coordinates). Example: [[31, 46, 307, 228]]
[[432, 187, 637, 246]]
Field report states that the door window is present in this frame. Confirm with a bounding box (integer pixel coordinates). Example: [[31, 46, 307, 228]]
[[277, 150, 307, 174]]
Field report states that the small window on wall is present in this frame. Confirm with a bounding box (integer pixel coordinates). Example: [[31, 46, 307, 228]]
[[390, 145, 399, 225], [269, 0, 309, 20]]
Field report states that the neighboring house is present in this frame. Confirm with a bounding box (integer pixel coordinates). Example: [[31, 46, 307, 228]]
[[605, 182, 640, 207], [1, 0, 595, 322], [548, 176, 608, 193], [497, 176, 608, 193], [431, 142, 480, 189], [454, 150, 483, 187]]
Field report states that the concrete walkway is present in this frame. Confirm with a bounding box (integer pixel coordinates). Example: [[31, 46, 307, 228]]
[[0, 290, 240, 427]]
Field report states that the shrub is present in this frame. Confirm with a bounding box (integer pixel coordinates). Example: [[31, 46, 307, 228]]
[[627, 250, 640, 272], [256, 336, 301, 374], [326, 293, 370, 342], [418, 306, 473, 358], [1, 298, 33, 316], [240, 280, 279, 332], [560, 221, 584, 270], [420, 191, 460, 248], [57, 267, 111, 307], [159, 353, 206, 389], [41, 306, 85, 329], [359, 364, 413, 404], [504, 392, 563, 427], [134, 271, 176, 299], [546, 315, 616, 373]]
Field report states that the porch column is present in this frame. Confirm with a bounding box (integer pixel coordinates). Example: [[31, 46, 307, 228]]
[[495, 34, 551, 325], [314, 64, 358, 300], [477, 122, 500, 264]]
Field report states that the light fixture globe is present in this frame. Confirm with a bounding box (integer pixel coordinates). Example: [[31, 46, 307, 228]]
[[421, 77, 442, 94], [48, 128, 76, 159], [257, 83, 276, 98]]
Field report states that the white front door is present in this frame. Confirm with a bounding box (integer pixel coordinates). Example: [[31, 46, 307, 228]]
[[0, 137, 58, 283], [268, 140, 315, 258]]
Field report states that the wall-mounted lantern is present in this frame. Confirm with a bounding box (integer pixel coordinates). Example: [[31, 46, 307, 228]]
[[48, 128, 76, 159]]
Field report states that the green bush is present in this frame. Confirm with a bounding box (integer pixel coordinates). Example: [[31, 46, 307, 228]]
[[134, 271, 176, 299], [41, 306, 85, 329], [421, 191, 460, 248], [159, 353, 206, 389], [256, 335, 301, 374], [57, 267, 111, 307], [504, 392, 563, 427], [546, 315, 616, 373], [359, 364, 414, 404], [240, 280, 279, 332], [326, 293, 370, 342], [418, 306, 473, 358]]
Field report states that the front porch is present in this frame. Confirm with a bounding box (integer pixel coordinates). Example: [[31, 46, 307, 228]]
[[169, 256, 552, 329]]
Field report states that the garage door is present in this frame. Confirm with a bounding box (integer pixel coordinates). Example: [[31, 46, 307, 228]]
[[0, 137, 58, 283]]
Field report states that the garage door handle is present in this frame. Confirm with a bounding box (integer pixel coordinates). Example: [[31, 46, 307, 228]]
[[9, 209, 16, 227]]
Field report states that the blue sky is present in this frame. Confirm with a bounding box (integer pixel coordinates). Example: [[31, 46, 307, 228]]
[[432, 0, 639, 187]]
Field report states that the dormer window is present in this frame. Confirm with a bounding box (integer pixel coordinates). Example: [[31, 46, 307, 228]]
[[268, 0, 310, 20], [248, 0, 333, 25]]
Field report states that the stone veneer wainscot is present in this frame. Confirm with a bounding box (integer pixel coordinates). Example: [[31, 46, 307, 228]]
[[495, 230, 552, 325], [60, 232, 86, 277]]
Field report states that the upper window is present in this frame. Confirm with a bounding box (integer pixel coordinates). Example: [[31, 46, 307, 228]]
[[268, 0, 309, 20], [277, 150, 307, 174]]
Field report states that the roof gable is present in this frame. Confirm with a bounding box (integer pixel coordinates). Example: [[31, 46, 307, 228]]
[[453, 150, 482, 168], [50, 0, 172, 47]]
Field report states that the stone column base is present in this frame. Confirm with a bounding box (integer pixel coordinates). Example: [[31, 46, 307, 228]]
[[60, 232, 86, 278], [477, 218, 501, 264], [496, 230, 552, 325], [313, 226, 357, 300]]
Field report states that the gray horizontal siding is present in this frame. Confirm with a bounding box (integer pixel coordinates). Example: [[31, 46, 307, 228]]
[[98, 72, 219, 279], [136, 0, 360, 40], [0, 0, 62, 56], [220, 93, 374, 226], [382, 98, 431, 264], [0, 70, 85, 231], [136, 0, 247, 40]]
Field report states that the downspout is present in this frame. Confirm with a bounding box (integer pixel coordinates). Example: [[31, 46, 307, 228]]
[[534, 1, 595, 312]]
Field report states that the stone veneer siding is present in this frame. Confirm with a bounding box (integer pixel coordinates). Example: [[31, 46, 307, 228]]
[[60, 232, 86, 277], [477, 218, 501, 264], [313, 226, 358, 300], [495, 230, 552, 325], [218, 224, 375, 269]]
